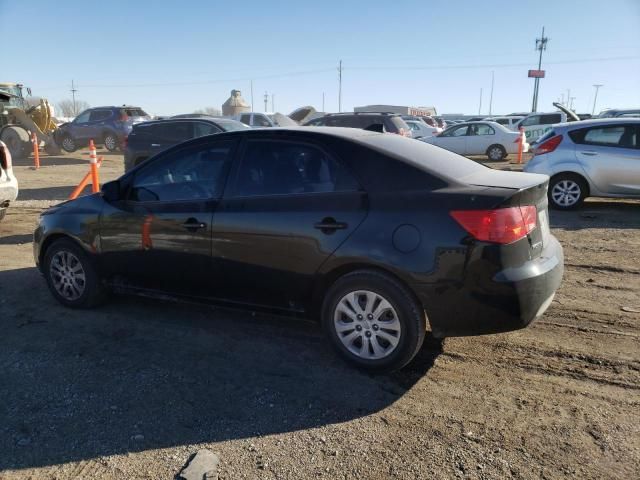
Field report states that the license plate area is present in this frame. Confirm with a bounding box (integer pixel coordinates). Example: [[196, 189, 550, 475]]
[[538, 208, 551, 246]]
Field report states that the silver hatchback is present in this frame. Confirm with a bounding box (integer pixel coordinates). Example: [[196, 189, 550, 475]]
[[524, 118, 640, 209]]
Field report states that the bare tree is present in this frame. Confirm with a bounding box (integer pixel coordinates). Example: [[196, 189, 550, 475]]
[[56, 99, 90, 117], [194, 106, 221, 116]]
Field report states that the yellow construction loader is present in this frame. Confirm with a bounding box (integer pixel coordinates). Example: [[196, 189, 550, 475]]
[[0, 82, 60, 159]]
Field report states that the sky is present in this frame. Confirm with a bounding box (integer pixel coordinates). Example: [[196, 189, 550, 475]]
[[1, 0, 639, 117]]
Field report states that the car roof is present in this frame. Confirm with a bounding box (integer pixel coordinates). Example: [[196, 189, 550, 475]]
[[552, 117, 640, 130]]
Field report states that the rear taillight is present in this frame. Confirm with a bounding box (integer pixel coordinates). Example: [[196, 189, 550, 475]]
[[0, 145, 11, 170], [451, 206, 537, 244], [534, 134, 562, 155]]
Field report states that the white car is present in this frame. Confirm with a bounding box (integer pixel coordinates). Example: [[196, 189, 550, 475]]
[[0, 141, 18, 222], [405, 120, 440, 139], [514, 112, 568, 143], [483, 116, 524, 131], [524, 118, 640, 209], [422, 121, 528, 161]]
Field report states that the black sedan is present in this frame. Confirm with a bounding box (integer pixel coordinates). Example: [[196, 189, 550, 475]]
[[34, 128, 563, 371]]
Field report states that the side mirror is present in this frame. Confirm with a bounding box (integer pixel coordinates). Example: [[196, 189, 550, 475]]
[[102, 180, 121, 202]]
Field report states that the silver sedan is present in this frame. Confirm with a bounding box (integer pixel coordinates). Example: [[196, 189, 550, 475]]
[[524, 118, 640, 209]]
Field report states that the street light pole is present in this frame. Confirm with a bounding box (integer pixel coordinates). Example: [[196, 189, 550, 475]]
[[592, 84, 603, 115], [489, 71, 494, 116]]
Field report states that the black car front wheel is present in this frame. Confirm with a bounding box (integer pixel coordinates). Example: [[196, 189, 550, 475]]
[[103, 132, 119, 152], [43, 238, 108, 308], [322, 270, 426, 372], [60, 135, 76, 153]]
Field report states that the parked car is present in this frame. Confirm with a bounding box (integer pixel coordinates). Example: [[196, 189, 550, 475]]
[[124, 117, 248, 171], [304, 112, 412, 136], [0, 140, 18, 221], [434, 117, 447, 129], [404, 119, 440, 139], [597, 108, 640, 118], [483, 116, 524, 130], [34, 127, 563, 371], [422, 121, 528, 160], [513, 112, 568, 144], [54, 106, 150, 153], [524, 119, 640, 209]]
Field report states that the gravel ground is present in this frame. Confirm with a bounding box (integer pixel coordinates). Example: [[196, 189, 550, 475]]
[[0, 150, 638, 479]]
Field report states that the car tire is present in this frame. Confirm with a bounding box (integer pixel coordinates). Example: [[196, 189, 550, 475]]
[[322, 269, 426, 372], [487, 144, 507, 161], [60, 134, 77, 153], [103, 132, 119, 152], [548, 173, 587, 210], [43, 238, 108, 308]]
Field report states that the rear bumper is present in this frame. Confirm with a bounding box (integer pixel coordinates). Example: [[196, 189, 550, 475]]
[[413, 236, 564, 337]]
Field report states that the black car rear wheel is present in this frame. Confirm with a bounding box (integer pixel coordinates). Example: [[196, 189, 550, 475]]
[[322, 270, 426, 372], [43, 238, 108, 308], [60, 135, 76, 153], [103, 132, 119, 152]]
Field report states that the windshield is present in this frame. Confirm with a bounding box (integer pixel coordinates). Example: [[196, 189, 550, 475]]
[[0, 85, 24, 108]]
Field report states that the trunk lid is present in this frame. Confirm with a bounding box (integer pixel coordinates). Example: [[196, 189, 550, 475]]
[[462, 169, 551, 258]]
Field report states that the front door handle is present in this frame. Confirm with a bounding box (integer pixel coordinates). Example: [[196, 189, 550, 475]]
[[581, 151, 598, 156], [314, 217, 348, 233], [182, 218, 206, 231]]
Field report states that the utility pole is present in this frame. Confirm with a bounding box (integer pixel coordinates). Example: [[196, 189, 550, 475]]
[[560, 93, 565, 106], [569, 97, 576, 111], [592, 84, 603, 115], [271, 94, 275, 112], [478, 88, 483, 115], [264, 91, 268, 112], [338, 60, 342, 113], [488, 71, 495, 116], [567, 89, 570, 108], [250, 80, 254, 112], [70, 79, 78, 115], [531, 26, 548, 112], [322, 92, 325, 112]]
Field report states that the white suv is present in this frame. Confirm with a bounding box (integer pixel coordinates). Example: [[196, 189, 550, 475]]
[[0, 140, 18, 221]]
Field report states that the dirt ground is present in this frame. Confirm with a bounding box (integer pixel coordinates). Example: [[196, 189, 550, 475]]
[[0, 149, 639, 480]]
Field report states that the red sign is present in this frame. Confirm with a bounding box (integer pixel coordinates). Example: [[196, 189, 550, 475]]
[[528, 69, 546, 78]]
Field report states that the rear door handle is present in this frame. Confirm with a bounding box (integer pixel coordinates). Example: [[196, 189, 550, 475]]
[[581, 151, 598, 156], [314, 217, 348, 232], [182, 218, 206, 231]]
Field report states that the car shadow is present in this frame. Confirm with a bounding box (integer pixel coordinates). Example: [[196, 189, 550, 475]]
[[0, 234, 32, 245], [0, 266, 443, 471], [549, 199, 640, 230], [17, 186, 77, 201], [12, 155, 89, 167]]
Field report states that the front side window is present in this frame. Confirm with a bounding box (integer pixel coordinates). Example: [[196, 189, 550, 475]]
[[155, 122, 194, 143], [240, 114, 252, 125], [252, 114, 272, 127], [570, 125, 636, 148], [540, 114, 562, 124], [444, 125, 469, 137], [129, 141, 234, 202], [74, 110, 91, 123], [194, 122, 221, 137], [232, 141, 359, 197]]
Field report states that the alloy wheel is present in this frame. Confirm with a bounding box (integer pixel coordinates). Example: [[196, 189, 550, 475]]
[[50, 250, 86, 301], [551, 180, 581, 207], [489, 146, 504, 160], [104, 135, 117, 151], [62, 136, 75, 152], [333, 290, 401, 360]]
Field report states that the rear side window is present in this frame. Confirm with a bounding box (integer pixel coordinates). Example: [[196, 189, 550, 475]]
[[129, 141, 234, 202], [569, 125, 637, 148], [540, 114, 562, 124], [471, 124, 495, 135], [232, 140, 359, 197], [252, 114, 272, 127], [89, 110, 112, 121], [386, 117, 410, 134], [154, 122, 194, 142], [240, 114, 252, 125], [124, 108, 148, 117]]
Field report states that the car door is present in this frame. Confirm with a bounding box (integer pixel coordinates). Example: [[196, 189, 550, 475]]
[[69, 109, 92, 142], [87, 109, 113, 142], [573, 124, 640, 195], [467, 123, 496, 155], [212, 137, 367, 311], [433, 125, 469, 154], [99, 139, 237, 297]]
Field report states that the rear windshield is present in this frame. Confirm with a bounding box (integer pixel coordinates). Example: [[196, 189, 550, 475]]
[[358, 133, 487, 181], [387, 116, 410, 133], [123, 108, 148, 117], [214, 119, 250, 131]]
